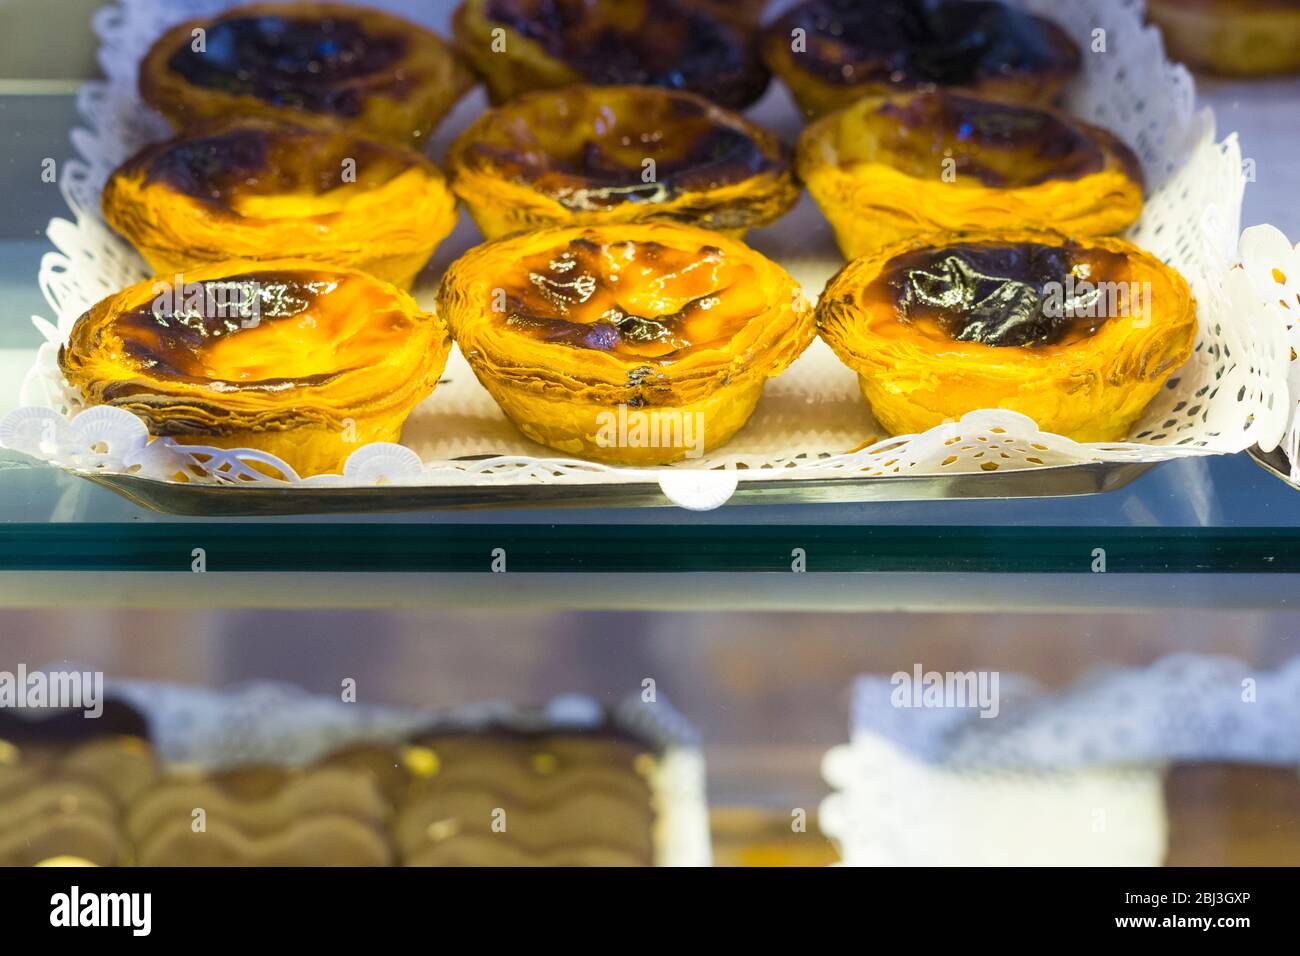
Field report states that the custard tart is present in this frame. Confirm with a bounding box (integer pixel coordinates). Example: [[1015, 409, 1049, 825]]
[[59, 261, 450, 478], [799, 89, 1144, 260], [763, 0, 1081, 118], [446, 85, 797, 240], [139, 3, 473, 147], [1148, 0, 1300, 77], [816, 232, 1197, 443], [102, 119, 457, 289], [452, 0, 770, 110], [438, 223, 814, 464]]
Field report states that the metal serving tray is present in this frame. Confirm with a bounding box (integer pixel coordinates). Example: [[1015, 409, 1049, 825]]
[[81, 460, 1159, 516]]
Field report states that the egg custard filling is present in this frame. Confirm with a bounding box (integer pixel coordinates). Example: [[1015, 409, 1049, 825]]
[[59, 262, 450, 477], [816, 233, 1197, 443], [438, 222, 814, 464]]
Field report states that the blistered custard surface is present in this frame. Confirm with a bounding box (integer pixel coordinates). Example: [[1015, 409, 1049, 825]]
[[495, 236, 768, 364], [165, 13, 408, 117], [865, 241, 1132, 350], [458, 87, 776, 211]]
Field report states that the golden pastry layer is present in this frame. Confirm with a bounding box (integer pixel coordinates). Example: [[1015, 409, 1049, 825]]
[[1148, 0, 1300, 77], [816, 232, 1197, 442], [452, 0, 770, 109], [764, 0, 1081, 118], [798, 89, 1144, 260], [438, 222, 815, 464], [59, 262, 450, 478], [103, 119, 458, 289], [139, 2, 473, 147], [447, 84, 798, 239]]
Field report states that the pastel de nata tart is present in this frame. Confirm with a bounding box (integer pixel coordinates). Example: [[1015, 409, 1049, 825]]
[[58, 261, 450, 478], [816, 232, 1197, 443], [139, 2, 474, 147], [438, 222, 814, 464], [763, 0, 1081, 119], [798, 89, 1144, 260], [452, 0, 770, 110], [102, 119, 457, 290], [1148, 0, 1300, 77], [446, 84, 798, 240]]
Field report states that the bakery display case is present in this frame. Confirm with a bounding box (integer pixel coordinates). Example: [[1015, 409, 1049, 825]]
[[0, 0, 1298, 888]]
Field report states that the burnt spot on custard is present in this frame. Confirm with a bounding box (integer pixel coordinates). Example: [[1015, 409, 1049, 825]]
[[778, 0, 1079, 91], [873, 241, 1132, 347], [134, 123, 418, 211], [496, 235, 763, 362], [466, 89, 781, 210], [875, 91, 1111, 187], [483, 0, 769, 110], [166, 15, 408, 116]]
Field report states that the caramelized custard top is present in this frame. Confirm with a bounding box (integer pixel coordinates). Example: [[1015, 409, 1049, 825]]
[[106, 270, 415, 390], [483, 0, 767, 109], [496, 235, 768, 362], [135, 123, 421, 214], [781, 0, 1077, 89], [166, 15, 409, 116], [864, 91, 1115, 187], [864, 241, 1132, 348], [464, 88, 778, 209]]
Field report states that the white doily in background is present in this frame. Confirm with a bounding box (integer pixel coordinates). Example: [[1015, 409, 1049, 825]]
[[1236, 225, 1300, 481], [0, 0, 1290, 510], [820, 654, 1300, 866], [104, 680, 711, 867]]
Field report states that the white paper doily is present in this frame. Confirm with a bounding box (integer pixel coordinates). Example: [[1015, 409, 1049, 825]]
[[103, 680, 712, 867], [820, 654, 1300, 866], [0, 0, 1289, 510]]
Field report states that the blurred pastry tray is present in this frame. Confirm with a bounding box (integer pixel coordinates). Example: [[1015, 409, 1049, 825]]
[[81, 459, 1158, 515]]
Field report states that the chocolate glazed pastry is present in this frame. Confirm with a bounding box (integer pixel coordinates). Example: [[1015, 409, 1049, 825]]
[[452, 0, 770, 109], [446, 84, 798, 239], [798, 89, 1144, 260], [58, 262, 451, 478], [0, 711, 158, 867], [102, 119, 458, 289], [394, 733, 659, 867], [1148, 0, 1300, 77], [438, 222, 814, 465], [763, 0, 1081, 118], [816, 232, 1196, 443], [139, 3, 473, 147]]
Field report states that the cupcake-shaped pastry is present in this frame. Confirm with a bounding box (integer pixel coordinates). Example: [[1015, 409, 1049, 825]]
[[452, 0, 770, 109], [59, 262, 451, 478], [1148, 0, 1300, 77], [799, 89, 1144, 260], [446, 85, 797, 240], [438, 223, 814, 465], [102, 119, 458, 289], [140, 2, 473, 147], [763, 0, 1081, 118], [816, 232, 1196, 442]]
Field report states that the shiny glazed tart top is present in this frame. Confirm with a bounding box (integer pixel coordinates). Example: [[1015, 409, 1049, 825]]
[[495, 234, 769, 362], [96, 270, 419, 393], [131, 123, 423, 216], [863, 91, 1130, 187], [777, 0, 1078, 89], [459, 87, 781, 210], [865, 241, 1133, 348], [165, 14, 409, 117], [481, 0, 768, 108]]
